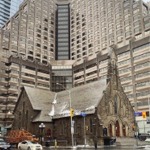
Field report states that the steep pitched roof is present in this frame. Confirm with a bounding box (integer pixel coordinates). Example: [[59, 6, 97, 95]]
[[53, 79, 107, 118], [22, 79, 107, 121], [23, 86, 56, 122]]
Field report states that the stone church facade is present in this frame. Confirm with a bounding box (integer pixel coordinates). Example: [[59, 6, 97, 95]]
[[98, 49, 135, 138]]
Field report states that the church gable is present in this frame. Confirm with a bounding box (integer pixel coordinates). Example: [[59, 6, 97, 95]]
[[97, 82, 134, 137], [97, 47, 135, 137], [12, 88, 38, 130]]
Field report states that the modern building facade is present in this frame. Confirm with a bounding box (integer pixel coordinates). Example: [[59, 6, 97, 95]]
[[0, 0, 23, 27], [0, 0, 11, 27], [56, 2, 70, 60], [70, 0, 150, 61], [0, 0, 150, 127]]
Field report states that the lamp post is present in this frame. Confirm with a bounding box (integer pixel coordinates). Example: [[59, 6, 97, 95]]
[[133, 101, 142, 147], [56, 83, 74, 147], [81, 112, 87, 147], [39, 123, 45, 145], [92, 117, 97, 149]]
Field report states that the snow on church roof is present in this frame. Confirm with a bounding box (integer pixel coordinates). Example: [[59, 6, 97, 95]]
[[22, 79, 107, 121], [53, 79, 107, 118]]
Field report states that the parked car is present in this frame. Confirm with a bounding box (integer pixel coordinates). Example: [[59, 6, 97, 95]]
[[18, 140, 42, 150], [0, 141, 11, 150], [0, 138, 4, 142], [145, 137, 150, 142], [143, 145, 150, 150]]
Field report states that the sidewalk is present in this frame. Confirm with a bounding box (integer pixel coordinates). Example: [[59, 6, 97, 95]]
[[43, 145, 116, 149], [43, 137, 150, 149], [43, 145, 146, 149]]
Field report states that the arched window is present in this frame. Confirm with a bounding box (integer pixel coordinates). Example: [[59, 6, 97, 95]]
[[25, 110, 28, 130], [109, 102, 113, 114], [19, 112, 21, 129], [114, 96, 118, 114], [123, 106, 126, 116]]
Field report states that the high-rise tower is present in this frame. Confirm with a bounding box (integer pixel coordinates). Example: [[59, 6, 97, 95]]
[[0, 0, 23, 27], [70, 0, 150, 61], [56, 1, 70, 60]]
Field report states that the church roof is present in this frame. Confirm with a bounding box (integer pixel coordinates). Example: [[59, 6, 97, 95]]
[[54, 79, 107, 118], [24, 86, 55, 110], [22, 79, 107, 122], [23, 87, 56, 122]]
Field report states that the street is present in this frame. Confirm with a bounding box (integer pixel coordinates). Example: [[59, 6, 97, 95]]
[[9, 137, 149, 150], [42, 145, 146, 150], [10, 144, 148, 150]]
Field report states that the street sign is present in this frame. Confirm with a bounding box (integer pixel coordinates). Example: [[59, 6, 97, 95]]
[[142, 112, 147, 118], [71, 120, 75, 127], [134, 112, 142, 116], [80, 112, 87, 117], [71, 126, 74, 134], [147, 117, 150, 124]]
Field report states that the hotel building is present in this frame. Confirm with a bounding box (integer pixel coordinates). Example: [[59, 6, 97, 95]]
[[0, 0, 150, 127]]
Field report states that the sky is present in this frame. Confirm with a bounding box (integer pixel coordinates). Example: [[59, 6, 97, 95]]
[[143, 0, 150, 2]]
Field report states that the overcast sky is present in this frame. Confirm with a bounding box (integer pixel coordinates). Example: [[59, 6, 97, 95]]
[[143, 0, 150, 2]]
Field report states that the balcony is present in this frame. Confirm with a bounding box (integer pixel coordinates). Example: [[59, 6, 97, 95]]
[[8, 89, 18, 94], [118, 55, 130, 62], [86, 74, 97, 81], [0, 88, 7, 94], [135, 75, 150, 82], [9, 79, 18, 84], [134, 56, 149, 65], [36, 85, 50, 90], [0, 113, 5, 118], [74, 78, 84, 84], [120, 79, 132, 85], [133, 48, 149, 56], [137, 95, 149, 100], [22, 68, 35, 75], [0, 79, 7, 85], [10, 73, 19, 78], [8, 96, 17, 101], [124, 88, 133, 93], [119, 71, 131, 77], [21, 75, 35, 82], [134, 66, 150, 73], [136, 85, 150, 91], [86, 66, 97, 74], [74, 71, 84, 77], [37, 72, 50, 78], [11, 65, 19, 71], [37, 79, 49, 84], [21, 82, 35, 87], [118, 63, 131, 69]]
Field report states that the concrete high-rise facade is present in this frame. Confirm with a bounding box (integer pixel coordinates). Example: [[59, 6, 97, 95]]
[[0, 0, 23, 27], [70, 0, 150, 61], [0, 0, 150, 127]]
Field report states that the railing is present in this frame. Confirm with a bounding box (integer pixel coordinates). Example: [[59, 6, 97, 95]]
[[110, 138, 116, 145]]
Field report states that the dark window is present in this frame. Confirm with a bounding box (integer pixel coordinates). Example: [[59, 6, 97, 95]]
[[90, 118, 93, 132], [44, 37, 48, 40], [36, 43, 41, 47]]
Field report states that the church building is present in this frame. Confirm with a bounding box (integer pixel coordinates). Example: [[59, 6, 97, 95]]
[[12, 49, 135, 146]]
